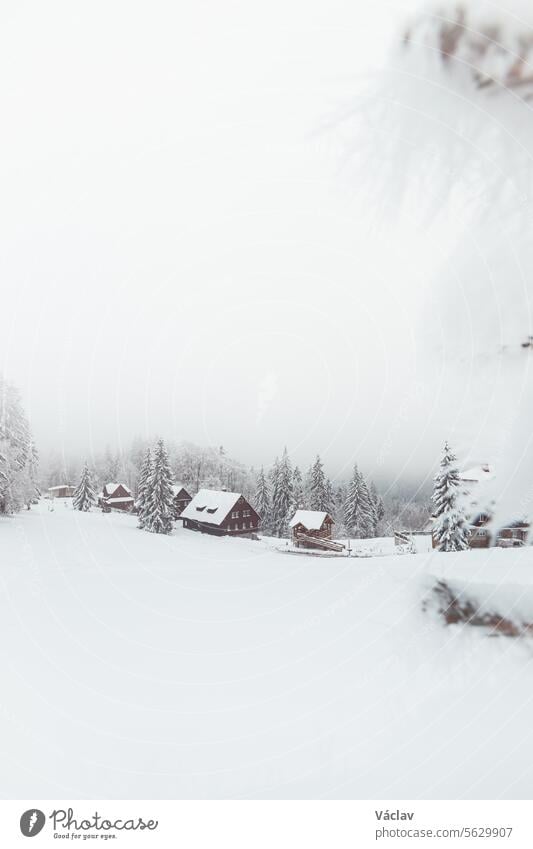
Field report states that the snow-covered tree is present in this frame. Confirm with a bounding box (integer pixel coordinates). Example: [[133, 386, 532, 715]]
[[432, 442, 470, 552], [309, 455, 328, 512], [254, 466, 271, 533], [291, 465, 305, 510], [370, 481, 385, 534], [143, 440, 174, 535], [0, 377, 34, 514], [101, 447, 121, 485], [359, 476, 377, 538], [136, 448, 153, 530], [333, 483, 348, 537], [26, 438, 40, 503], [271, 448, 293, 536], [325, 477, 336, 515], [73, 463, 96, 511], [344, 465, 375, 539]]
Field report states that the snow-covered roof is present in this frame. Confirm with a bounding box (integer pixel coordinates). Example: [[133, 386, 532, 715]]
[[172, 483, 189, 497], [459, 465, 494, 484], [180, 489, 242, 526], [106, 496, 134, 504], [104, 482, 131, 496], [48, 484, 73, 491], [289, 510, 330, 530]]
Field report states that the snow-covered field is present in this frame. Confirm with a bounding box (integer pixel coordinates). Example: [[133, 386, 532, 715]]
[[1, 504, 533, 800]]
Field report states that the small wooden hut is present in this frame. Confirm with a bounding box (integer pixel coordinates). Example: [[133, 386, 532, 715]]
[[289, 510, 343, 552]]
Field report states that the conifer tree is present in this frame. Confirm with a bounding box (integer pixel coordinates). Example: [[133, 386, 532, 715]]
[[358, 475, 376, 538], [309, 455, 327, 511], [271, 448, 293, 536], [254, 466, 271, 533], [344, 465, 361, 537], [0, 377, 34, 513], [432, 442, 470, 552], [370, 481, 385, 534], [136, 447, 152, 529], [143, 440, 174, 534], [291, 465, 305, 510], [334, 483, 348, 537], [73, 463, 96, 511], [344, 465, 375, 538], [325, 477, 336, 516]]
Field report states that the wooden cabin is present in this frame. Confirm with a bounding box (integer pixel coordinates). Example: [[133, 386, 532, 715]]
[[289, 510, 335, 549], [429, 511, 529, 549], [100, 482, 134, 512], [48, 484, 75, 499], [172, 483, 192, 519], [469, 513, 529, 548], [431, 463, 530, 548], [181, 489, 260, 536]]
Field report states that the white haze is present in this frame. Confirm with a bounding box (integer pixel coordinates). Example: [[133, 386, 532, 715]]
[[0, 0, 492, 487], [354, 0, 533, 524]]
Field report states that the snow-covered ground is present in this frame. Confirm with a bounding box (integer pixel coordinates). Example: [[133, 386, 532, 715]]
[[1, 503, 533, 799]]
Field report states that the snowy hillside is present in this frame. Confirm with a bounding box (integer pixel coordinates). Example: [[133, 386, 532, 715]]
[[1, 504, 533, 799]]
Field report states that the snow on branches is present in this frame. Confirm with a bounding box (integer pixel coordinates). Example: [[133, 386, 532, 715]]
[[432, 442, 470, 552], [73, 464, 96, 512], [0, 376, 37, 513]]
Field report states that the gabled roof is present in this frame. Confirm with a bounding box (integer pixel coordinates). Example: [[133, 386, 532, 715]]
[[289, 510, 331, 530], [181, 489, 243, 526], [104, 482, 131, 496], [459, 465, 494, 483], [48, 484, 72, 491], [172, 483, 190, 497]]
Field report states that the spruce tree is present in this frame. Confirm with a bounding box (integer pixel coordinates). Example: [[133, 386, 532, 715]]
[[73, 463, 96, 511], [254, 466, 271, 533], [271, 448, 293, 536], [136, 447, 152, 529], [291, 465, 305, 511], [325, 477, 336, 516], [344, 465, 375, 538], [358, 475, 376, 538], [344, 465, 361, 537], [370, 481, 385, 535], [0, 377, 34, 513], [309, 455, 327, 511], [432, 442, 470, 552], [143, 440, 174, 534], [334, 483, 348, 537]]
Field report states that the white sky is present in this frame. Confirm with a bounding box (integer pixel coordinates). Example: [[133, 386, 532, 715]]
[[0, 0, 446, 484]]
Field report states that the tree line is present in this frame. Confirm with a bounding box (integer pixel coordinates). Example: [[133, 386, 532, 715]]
[[254, 449, 385, 539], [2, 376, 430, 540]]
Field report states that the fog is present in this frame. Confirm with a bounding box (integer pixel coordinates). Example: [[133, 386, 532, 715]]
[[1, 1, 457, 485]]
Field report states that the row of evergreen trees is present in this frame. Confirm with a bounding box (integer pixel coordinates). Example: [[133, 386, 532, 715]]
[[72, 440, 176, 535], [254, 450, 384, 538]]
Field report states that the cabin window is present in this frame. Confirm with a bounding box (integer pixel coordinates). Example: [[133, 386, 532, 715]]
[[231, 511, 239, 519], [243, 509, 250, 517], [234, 524, 238, 531]]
